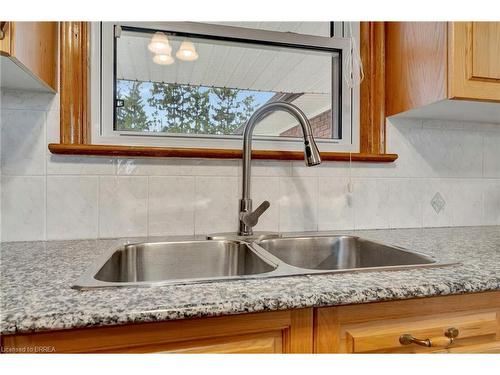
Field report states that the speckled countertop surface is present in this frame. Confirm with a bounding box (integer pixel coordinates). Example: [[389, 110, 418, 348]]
[[1, 226, 500, 335]]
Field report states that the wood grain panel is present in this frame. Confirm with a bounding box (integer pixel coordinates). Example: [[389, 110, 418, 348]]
[[385, 22, 448, 117], [472, 22, 500, 81], [0, 22, 12, 56], [345, 312, 497, 353], [1, 309, 313, 354], [11, 22, 58, 91], [449, 22, 500, 101], [100, 331, 283, 354], [47, 143, 398, 162], [315, 291, 500, 353], [360, 22, 386, 154], [433, 340, 500, 353], [60, 22, 90, 144]]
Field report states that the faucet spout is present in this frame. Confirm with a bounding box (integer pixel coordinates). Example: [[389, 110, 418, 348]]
[[239, 101, 321, 236]]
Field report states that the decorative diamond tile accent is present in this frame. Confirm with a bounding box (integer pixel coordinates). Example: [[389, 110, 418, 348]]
[[431, 192, 446, 214]]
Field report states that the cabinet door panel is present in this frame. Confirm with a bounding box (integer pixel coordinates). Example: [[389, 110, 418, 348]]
[[449, 22, 500, 101], [314, 292, 500, 354], [472, 22, 500, 81], [157, 331, 283, 354], [0, 22, 12, 55], [345, 312, 498, 353]]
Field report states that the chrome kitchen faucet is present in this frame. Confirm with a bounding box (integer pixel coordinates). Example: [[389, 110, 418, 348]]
[[238, 102, 322, 236]]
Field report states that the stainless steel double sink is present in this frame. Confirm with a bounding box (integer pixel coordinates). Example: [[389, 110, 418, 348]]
[[73, 235, 453, 289]]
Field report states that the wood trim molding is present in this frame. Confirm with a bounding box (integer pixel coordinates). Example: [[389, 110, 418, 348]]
[[60, 22, 90, 144], [48, 143, 398, 162], [359, 22, 386, 154], [55, 21, 396, 162]]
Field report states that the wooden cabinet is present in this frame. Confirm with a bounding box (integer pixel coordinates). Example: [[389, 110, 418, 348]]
[[449, 22, 500, 102], [314, 292, 500, 353], [385, 22, 500, 121], [2, 292, 500, 354], [1, 309, 313, 354], [0, 22, 58, 92]]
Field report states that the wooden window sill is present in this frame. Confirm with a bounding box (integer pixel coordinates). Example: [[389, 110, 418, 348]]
[[48, 143, 398, 162]]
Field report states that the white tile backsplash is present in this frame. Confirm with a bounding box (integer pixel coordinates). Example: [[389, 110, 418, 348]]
[[352, 178, 391, 230], [1, 90, 500, 241], [98, 176, 148, 238], [251, 176, 281, 232], [386, 178, 423, 229], [148, 176, 195, 236], [46, 176, 98, 240], [279, 177, 318, 232], [194, 176, 239, 234], [483, 179, 500, 225], [318, 177, 354, 230], [116, 157, 239, 176], [1, 110, 46, 176], [421, 179, 454, 228], [450, 179, 484, 227], [484, 131, 500, 178], [47, 155, 115, 175], [1, 176, 45, 241]]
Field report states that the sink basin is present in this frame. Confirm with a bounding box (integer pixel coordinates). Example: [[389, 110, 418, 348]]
[[254, 235, 436, 270], [74, 235, 453, 289], [74, 240, 277, 288]]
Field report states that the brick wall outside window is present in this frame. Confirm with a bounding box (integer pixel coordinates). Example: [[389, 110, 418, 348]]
[[279, 110, 332, 138]]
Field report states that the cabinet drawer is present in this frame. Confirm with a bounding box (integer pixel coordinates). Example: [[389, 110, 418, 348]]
[[345, 312, 499, 353], [151, 331, 283, 354]]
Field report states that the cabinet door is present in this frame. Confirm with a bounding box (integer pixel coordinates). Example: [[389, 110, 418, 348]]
[[0, 22, 12, 55], [449, 22, 500, 101], [343, 311, 499, 353], [1, 309, 313, 354], [314, 292, 500, 353]]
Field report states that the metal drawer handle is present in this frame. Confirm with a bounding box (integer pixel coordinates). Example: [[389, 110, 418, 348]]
[[399, 327, 459, 348]]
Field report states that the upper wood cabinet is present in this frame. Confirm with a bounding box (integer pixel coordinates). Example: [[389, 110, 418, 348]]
[[0, 22, 58, 92], [385, 22, 500, 120], [449, 22, 500, 102]]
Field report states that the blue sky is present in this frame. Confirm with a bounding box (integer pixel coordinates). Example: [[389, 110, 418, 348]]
[[117, 80, 274, 132]]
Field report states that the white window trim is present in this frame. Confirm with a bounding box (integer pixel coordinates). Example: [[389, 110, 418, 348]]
[[90, 22, 360, 153]]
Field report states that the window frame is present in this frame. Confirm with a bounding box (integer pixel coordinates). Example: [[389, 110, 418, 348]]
[[52, 21, 397, 163], [91, 21, 359, 153]]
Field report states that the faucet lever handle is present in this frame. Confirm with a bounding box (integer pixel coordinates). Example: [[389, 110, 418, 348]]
[[240, 200, 270, 228]]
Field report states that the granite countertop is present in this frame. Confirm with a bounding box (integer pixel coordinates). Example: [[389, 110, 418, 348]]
[[1, 226, 500, 335]]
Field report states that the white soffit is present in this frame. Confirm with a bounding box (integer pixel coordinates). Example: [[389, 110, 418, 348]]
[[116, 28, 335, 95], [0, 56, 53, 92], [390, 99, 500, 125]]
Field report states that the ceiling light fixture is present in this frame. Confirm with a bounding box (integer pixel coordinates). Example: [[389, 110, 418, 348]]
[[176, 40, 199, 61], [148, 32, 172, 55], [153, 54, 174, 65]]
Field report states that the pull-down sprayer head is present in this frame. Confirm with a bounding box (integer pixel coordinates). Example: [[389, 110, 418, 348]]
[[238, 101, 322, 236]]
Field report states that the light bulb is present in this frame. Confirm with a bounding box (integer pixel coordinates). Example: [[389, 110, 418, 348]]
[[176, 40, 199, 61], [148, 32, 171, 55], [153, 54, 174, 65]]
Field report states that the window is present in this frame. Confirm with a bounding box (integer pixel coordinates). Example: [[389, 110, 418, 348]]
[[92, 22, 359, 152]]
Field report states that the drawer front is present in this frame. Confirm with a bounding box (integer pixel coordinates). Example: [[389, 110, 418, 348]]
[[344, 311, 499, 353], [154, 331, 284, 354]]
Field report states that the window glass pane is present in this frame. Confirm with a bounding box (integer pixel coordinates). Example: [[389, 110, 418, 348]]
[[115, 26, 340, 139]]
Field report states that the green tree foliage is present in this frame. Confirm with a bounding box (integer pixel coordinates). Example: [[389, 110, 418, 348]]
[[116, 82, 150, 131], [116, 80, 258, 135]]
